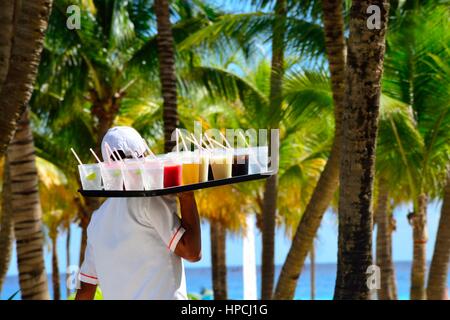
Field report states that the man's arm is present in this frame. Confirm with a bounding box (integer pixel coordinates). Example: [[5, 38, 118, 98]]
[[75, 282, 97, 300], [174, 191, 202, 262]]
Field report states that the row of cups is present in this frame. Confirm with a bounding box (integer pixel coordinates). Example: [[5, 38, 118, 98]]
[[78, 146, 269, 191]]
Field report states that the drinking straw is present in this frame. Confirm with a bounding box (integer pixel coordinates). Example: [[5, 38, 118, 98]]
[[176, 129, 189, 151], [175, 129, 179, 153], [239, 132, 250, 147], [186, 135, 205, 151], [71, 148, 88, 176], [207, 135, 230, 150], [220, 131, 232, 148], [105, 142, 120, 162], [113, 148, 126, 163], [70, 148, 84, 166], [204, 134, 225, 150], [142, 139, 156, 158], [89, 148, 102, 164]]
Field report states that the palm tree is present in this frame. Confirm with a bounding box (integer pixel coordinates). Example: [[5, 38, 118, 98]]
[[0, 0, 53, 156], [210, 222, 227, 300], [274, 0, 346, 300], [382, 4, 450, 299], [333, 0, 390, 300], [427, 170, 450, 299], [260, 0, 287, 300], [8, 108, 49, 299], [374, 180, 397, 299], [155, 0, 178, 153], [0, 159, 13, 292]]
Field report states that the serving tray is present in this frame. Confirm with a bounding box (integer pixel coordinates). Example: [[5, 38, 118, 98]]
[[78, 172, 273, 198]]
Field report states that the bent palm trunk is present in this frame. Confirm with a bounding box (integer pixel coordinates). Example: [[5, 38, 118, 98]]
[[427, 173, 450, 299], [274, 0, 345, 300], [261, 0, 286, 300], [410, 193, 428, 300], [155, 0, 178, 153], [9, 108, 49, 299], [0, 0, 52, 156], [375, 184, 397, 300], [0, 158, 14, 291], [210, 222, 227, 300], [334, 0, 390, 300]]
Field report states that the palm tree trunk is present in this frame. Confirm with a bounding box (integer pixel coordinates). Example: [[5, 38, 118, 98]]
[[0, 0, 17, 87], [0, 157, 14, 292], [261, 0, 286, 300], [427, 173, 450, 299], [274, 0, 345, 300], [0, 0, 53, 156], [410, 193, 428, 300], [51, 234, 60, 300], [8, 108, 49, 299], [155, 0, 178, 153], [375, 183, 397, 300], [334, 1, 390, 300], [65, 223, 71, 298], [310, 242, 315, 300], [210, 222, 227, 300]]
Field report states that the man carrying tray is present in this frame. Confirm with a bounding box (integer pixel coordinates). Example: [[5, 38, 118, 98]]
[[75, 126, 201, 300]]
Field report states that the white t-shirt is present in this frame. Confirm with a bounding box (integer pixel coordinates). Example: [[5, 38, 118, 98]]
[[79, 196, 187, 300]]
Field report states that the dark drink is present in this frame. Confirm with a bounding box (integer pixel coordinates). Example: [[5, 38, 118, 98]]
[[208, 164, 214, 181], [232, 154, 249, 177]]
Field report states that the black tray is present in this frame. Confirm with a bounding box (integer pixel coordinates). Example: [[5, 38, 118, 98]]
[[78, 172, 273, 198]]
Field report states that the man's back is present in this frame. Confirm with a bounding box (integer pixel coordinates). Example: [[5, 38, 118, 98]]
[[79, 197, 187, 300]]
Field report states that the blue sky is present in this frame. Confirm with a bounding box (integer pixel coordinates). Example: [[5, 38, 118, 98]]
[[6, 200, 443, 276]]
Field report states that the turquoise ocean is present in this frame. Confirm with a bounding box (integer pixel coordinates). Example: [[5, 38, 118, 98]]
[[2, 262, 448, 300]]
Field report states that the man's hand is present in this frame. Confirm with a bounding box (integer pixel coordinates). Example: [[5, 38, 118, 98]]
[[75, 282, 97, 300], [175, 191, 202, 262]]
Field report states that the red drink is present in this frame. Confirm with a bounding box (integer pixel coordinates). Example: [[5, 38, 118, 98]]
[[163, 164, 182, 187]]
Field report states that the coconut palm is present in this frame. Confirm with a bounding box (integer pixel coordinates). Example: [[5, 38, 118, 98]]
[[0, 0, 53, 156], [428, 170, 450, 299], [426, 49, 450, 300], [39, 156, 77, 300], [382, 4, 450, 299], [333, 0, 390, 300], [274, 0, 346, 300], [154, 0, 178, 152], [7, 108, 49, 299]]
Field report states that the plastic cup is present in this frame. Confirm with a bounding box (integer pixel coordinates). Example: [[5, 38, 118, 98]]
[[160, 155, 183, 188], [101, 162, 124, 190], [232, 148, 249, 177], [78, 164, 102, 190], [142, 158, 164, 190], [198, 151, 210, 182], [248, 146, 268, 174], [210, 149, 233, 180], [181, 152, 200, 185], [123, 160, 145, 190]]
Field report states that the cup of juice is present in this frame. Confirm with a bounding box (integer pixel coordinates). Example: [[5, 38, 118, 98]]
[[181, 152, 201, 185], [210, 149, 233, 180], [194, 150, 210, 183], [123, 160, 145, 190], [232, 148, 249, 177], [78, 164, 102, 190], [101, 162, 124, 190], [160, 155, 183, 188], [142, 158, 164, 190]]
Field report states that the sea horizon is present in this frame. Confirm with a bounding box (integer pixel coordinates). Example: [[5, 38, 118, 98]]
[[2, 261, 448, 300]]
